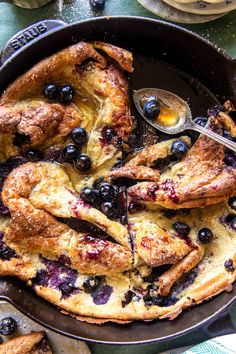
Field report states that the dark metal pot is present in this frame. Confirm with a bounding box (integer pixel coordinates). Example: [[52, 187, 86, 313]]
[[0, 16, 236, 346]]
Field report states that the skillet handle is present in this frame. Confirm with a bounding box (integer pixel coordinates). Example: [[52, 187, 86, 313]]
[[204, 308, 236, 338], [0, 19, 66, 65]]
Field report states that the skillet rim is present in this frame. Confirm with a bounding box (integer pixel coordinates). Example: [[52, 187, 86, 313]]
[[1, 15, 236, 70]]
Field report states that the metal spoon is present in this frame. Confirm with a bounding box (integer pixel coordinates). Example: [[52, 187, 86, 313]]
[[133, 88, 236, 153]]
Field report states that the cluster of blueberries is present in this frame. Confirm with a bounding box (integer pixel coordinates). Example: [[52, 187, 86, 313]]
[[44, 83, 93, 172], [15, 126, 92, 173], [80, 179, 121, 220], [63, 127, 91, 173], [43, 83, 74, 104], [44, 83, 122, 173]]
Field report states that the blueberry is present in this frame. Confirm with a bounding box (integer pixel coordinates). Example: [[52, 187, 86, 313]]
[[25, 149, 43, 162], [0, 202, 10, 217], [59, 85, 74, 104], [0, 246, 16, 260], [224, 259, 235, 272], [101, 126, 116, 144], [198, 228, 213, 243], [144, 293, 177, 307], [0, 317, 17, 335], [59, 279, 75, 296], [122, 290, 135, 308], [143, 99, 160, 120], [75, 154, 92, 173], [101, 201, 115, 218], [173, 222, 190, 236], [71, 127, 87, 146], [83, 276, 100, 293], [194, 116, 208, 127], [89, 0, 105, 10], [223, 214, 236, 230], [224, 150, 236, 167], [63, 144, 78, 162], [99, 183, 115, 201], [143, 293, 154, 307], [171, 140, 188, 159], [229, 196, 236, 211], [43, 83, 59, 100], [91, 284, 113, 305], [80, 187, 98, 205]]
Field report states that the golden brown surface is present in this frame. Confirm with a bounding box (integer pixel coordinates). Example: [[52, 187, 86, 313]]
[[130, 222, 194, 266], [2, 162, 133, 275], [159, 244, 205, 296], [0, 332, 52, 354], [127, 123, 236, 209]]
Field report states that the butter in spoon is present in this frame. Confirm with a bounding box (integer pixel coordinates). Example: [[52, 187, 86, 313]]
[[133, 88, 236, 153]]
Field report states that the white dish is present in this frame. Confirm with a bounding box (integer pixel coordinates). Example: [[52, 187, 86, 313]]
[[174, 0, 227, 4], [137, 0, 228, 23], [162, 0, 236, 15]]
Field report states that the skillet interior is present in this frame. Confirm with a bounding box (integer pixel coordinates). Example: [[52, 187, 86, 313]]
[[0, 16, 236, 344]]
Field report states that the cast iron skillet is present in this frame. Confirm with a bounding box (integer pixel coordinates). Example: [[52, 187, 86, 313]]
[[0, 17, 236, 346]]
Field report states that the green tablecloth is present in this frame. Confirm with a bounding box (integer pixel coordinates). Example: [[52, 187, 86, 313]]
[[0, 1, 236, 353]]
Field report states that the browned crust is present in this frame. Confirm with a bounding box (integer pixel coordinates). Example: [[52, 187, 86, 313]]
[[0, 103, 66, 146], [221, 100, 236, 137], [108, 165, 160, 182], [0, 257, 37, 281], [217, 111, 236, 137], [0, 332, 52, 354], [0, 42, 107, 103], [0, 41, 133, 149], [127, 126, 236, 209], [132, 223, 195, 267], [92, 41, 133, 73], [159, 245, 205, 296], [2, 162, 133, 276], [3, 161, 131, 246]]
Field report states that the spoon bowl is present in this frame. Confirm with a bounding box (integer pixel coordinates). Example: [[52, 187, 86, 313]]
[[133, 88, 192, 134], [133, 88, 236, 153]]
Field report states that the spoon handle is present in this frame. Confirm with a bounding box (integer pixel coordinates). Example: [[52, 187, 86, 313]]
[[190, 122, 236, 153]]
